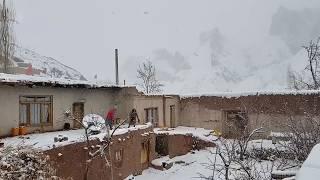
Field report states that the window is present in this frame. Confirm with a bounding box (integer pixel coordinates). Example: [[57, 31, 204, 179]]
[[145, 108, 158, 126], [141, 141, 150, 164], [115, 149, 123, 161], [224, 110, 248, 137], [19, 96, 53, 126], [170, 105, 176, 127], [114, 148, 124, 168]]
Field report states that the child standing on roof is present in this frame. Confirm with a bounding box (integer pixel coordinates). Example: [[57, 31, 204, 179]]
[[105, 107, 117, 130], [128, 108, 140, 128]]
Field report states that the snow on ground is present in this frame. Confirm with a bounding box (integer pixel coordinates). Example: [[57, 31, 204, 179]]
[[126, 148, 215, 180], [296, 143, 320, 180], [1, 129, 85, 151], [0, 123, 152, 151], [154, 126, 219, 142], [127, 139, 297, 180]]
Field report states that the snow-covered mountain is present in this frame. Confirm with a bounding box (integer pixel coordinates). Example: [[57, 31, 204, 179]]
[[120, 32, 308, 94], [11, 46, 86, 81], [119, 6, 319, 95]]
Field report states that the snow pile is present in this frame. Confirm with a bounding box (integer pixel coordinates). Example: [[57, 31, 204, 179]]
[[90, 123, 153, 142], [272, 170, 296, 176], [296, 144, 320, 180], [126, 148, 215, 180], [154, 126, 218, 142], [1, 123, 153, 151], [181, 89, 320, 99], [151, 156, 171, 167], [2, 129, 85, 151], [0, 146, 57, 179], [0, 73, 133, 88]]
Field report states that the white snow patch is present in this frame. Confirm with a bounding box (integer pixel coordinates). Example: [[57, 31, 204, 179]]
[[154, 126, 218, 142], [151, 156, 171, 167], [1, 123, 152, 151], [0, 73, 134, 88], [181, 89, 320, 99], [296, 144, 320, 180], [126, 148, 215, 180]]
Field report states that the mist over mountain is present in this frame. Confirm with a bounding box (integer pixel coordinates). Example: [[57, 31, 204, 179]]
[[13, 0, 320, 94], [270, 7, 320, 54], [119, 5, 319, 94]]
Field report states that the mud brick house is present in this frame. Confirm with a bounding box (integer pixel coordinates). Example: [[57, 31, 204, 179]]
[[0, 74, 141, 137], [130, 94, 180, 128], [1, 73, 320, 138], [0, 74, 180, 137], [180, 91, 320, 137]]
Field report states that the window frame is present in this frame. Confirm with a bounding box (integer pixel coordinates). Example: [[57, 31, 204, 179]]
[[144, 107, 159, 126], [19, 95, 53, 127], [140, 141, 150, 164], [114, 148, 124, 168]]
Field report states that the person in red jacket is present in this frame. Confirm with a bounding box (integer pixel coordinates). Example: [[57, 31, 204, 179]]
[[105, 108, 117, 130]]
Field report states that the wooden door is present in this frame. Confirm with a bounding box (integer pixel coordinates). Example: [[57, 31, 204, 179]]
[[170, 105, 176, 127], [73, 102, 84, 129]]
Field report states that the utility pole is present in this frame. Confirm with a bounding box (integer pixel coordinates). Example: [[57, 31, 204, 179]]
[[115, 49, 119, 85]]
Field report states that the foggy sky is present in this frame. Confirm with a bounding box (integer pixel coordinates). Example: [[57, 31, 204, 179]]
[[12, 0, 320, 93]]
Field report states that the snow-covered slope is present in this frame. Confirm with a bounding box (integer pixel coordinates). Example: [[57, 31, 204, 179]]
[[12, 46, 86, 80], [121, 34, 308, 95]]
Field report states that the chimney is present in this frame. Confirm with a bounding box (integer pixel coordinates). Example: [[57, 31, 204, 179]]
[[115, 49, 119, 85]]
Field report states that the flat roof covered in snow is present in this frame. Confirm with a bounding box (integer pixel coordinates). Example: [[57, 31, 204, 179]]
[[181, 90, 320, 99], [0, 73, 136, 89]]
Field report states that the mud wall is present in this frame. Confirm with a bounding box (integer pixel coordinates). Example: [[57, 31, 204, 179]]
[[45, 127, 156, 180], [155, 134, 215, 158], [180, 94, 320, 137]]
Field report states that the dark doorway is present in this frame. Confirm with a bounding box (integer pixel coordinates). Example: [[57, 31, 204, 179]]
[[170, 105, 176, 127], [73, 102, 84, 129], [155, 134, 169, 156]]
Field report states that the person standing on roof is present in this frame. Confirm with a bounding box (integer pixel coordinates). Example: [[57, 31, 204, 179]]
[[128, 108, 140, 128], [105, 107, 117, 130]]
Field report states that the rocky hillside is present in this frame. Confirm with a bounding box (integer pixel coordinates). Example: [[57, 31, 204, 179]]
[[11, 46, 86, 81]]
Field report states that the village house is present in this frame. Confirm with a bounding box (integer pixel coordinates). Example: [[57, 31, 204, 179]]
[[1, 73, 320, 138], [1, 73, 320, 179], [0, 73, 180, 137], [180, 91, 320, 137]]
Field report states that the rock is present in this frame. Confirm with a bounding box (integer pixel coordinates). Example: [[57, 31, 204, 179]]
[[54, 137, 58, 142]]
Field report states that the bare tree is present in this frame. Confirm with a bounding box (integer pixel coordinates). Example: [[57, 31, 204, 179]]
[[289, 37, 320, 90], [278, 115, 320, 161], [64, 111, 126, 180], [0, 0, 15, 73], [137, 60, 163, 94], [199, 137, 275, 180], [0, 146, 58, 179]]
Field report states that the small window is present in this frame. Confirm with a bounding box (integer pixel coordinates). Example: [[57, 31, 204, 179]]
[[115, 149, 123, 162], [19, 96, 53, 126], [141, 141, 150, 164], [114, 149, 124, 168], [145, 108, 158, 126]]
